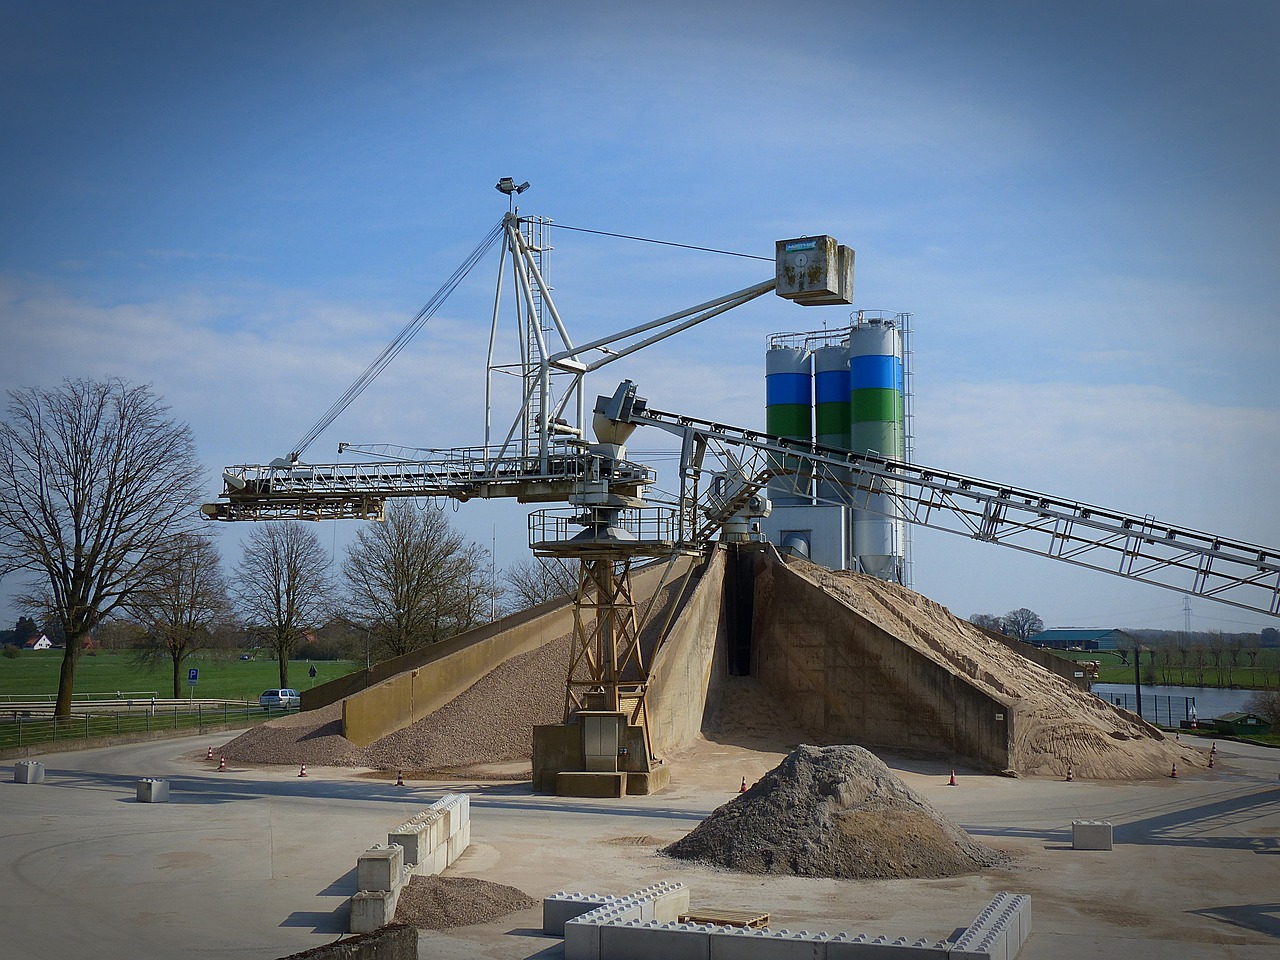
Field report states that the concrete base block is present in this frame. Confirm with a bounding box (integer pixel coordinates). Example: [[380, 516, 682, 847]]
[[603, 921, 710, 960], [1072, 820, 1113, 851], [625, 765, 671, 795], [357, 844, 404, 893], [14, 760, 45, 783], [710, 926, 831, 959], [544, 894, 612, 937], [349, 888, 399, 934], [557, 771, 627, 798], [135, 778, 169, 802]]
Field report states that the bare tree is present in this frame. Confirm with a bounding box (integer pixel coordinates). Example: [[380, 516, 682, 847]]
[[505, 557, 575, 610], [0, 378, 203, 717], [341, 500, 496, 659], [968, 613, 1006, 634], [234, 522, 333, 688], [125, 532, 233, 697], [1002, 608, 1045, 643]]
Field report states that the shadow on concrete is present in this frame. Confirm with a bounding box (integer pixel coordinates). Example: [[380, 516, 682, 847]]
[[1189, 903, 1280, 939], [963, 787, 1280, 854], [317, 867, 356, 897], [279, 902, 349, 934]]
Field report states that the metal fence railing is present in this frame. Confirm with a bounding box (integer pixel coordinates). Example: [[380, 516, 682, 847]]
[[0, 701, 292, 751]]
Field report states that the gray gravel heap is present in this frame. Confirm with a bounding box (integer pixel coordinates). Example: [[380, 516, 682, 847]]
[[664, 744, 1003, 879], [393, 875, 536, 929]]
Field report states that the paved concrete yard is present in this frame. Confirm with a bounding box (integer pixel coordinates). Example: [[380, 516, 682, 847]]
[[2, 732, 1277, 959]]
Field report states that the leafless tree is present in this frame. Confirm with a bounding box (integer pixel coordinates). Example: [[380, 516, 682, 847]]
[[1002, 608, 1045, 643], [341, 500, 496, 659], [505, 557, 575, 611], [234, 522, 333, 688], [125, 532, 234, 697], [0, 378, 203, 717]]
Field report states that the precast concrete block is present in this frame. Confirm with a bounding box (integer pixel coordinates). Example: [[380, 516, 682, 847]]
[[709, 926, 828, 960], [349, 888, 399, 934], [14, 760, 45, 783], [601, 920, 711, 960], [629, 880, 689, 924], [446, 826, 468, 865], [135, 778, 169, 802], [1072, 819, 1113, 851], [543, 892, 611, 936], [388, 820, 430, 866], [356, 844, 404, 893], [564, 904, 632, 960]]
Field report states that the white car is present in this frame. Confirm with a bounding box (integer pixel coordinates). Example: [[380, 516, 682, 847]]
[[259, 688, 301, 710]]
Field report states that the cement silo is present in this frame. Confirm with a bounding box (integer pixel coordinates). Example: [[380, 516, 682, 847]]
[[813, 341, 851, 505], [765, 342, 812, 505], [848, 316, 906, 580]]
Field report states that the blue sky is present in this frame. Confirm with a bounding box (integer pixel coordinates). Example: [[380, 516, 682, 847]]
[[2, 0, 1277, 634]]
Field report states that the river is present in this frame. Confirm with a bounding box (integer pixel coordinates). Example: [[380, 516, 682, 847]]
[[1091, 682, 1259, 726]]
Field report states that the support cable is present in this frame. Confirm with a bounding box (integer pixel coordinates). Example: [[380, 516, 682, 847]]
[[288, 220, 506, 461]]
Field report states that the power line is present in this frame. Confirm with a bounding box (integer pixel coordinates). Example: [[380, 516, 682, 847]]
[[551, 222, 773, 262]]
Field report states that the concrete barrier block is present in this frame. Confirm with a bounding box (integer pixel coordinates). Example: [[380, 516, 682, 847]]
[[1072, 819, 1113, 851], [709, 926, 826, 959], [446, 826, 467, 865], [603, 920, 711, 960], [349, 888, 399, 934], [356, 844, 404, 893], [14, 760, 45, 784], [389, 818, 432, 866], [135, 778, 169, 802], [543, 892, 611, 936]]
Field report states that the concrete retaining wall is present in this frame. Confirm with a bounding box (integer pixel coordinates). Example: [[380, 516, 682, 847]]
[[348, 794, 471, 934], [645, 547, 730, 757], [750, 549, 1013, 771], [553, 885, 1030, 960]]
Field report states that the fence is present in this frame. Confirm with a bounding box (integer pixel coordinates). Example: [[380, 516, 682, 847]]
[[0, 701, 290, 751], [1097, 692, 1197, 728]]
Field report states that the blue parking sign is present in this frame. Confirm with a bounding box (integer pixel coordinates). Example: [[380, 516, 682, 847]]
[[187, 668, 199, 685]]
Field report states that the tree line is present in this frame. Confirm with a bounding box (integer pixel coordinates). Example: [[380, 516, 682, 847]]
[[0, 378, 573, 716]]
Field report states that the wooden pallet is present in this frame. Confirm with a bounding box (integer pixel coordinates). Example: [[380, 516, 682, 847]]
[[679, 909, 770, 928]]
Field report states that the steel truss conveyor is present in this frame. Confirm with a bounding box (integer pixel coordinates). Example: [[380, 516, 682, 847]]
[[624, 401, 1280, 619]]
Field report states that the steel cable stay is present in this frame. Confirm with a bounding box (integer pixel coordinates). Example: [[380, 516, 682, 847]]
[[286, 219, 506, 463]]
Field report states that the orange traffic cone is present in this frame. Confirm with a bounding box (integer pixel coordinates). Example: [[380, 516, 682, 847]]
[[1066, 763, 1074, 782], [1210, 741, 1217, 755], [297, 764, 307, 778], [1170, 762, 1178, 779], [206, 746, 214, 761], [1208, 752, 1215, 768], [739, 777, 747, 794], [218, 755, 226, 771], [396, 770, 405, 787], [948, 770, 957, 786]]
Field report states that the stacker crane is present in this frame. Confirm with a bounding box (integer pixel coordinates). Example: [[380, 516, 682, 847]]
[[203, 194, 1278, 785]]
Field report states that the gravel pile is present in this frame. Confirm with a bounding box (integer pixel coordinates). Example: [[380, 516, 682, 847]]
[[217, 632, 572, 769], [217, 566, 693, 772], [664, 744, 1003, 880], [393, 875, 536, 929]]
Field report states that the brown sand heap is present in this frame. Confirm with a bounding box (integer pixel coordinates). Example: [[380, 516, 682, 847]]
[[393, 875, 536, 929], [794, 560, 1203, 779], [664, 744, 1002, 879]]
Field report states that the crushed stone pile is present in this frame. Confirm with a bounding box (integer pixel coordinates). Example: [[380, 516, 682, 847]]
[[218, 633, 572, 770], [793, 560, 1203, 779], [664, 744, 1003, 879], [393, 875, 536, 929], [217, 567, 694, 771]]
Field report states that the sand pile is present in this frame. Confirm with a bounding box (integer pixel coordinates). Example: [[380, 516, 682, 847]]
[[664, 744, 1002, 879], [796, 561, 1202, 779], [393, 875, 535, 929]]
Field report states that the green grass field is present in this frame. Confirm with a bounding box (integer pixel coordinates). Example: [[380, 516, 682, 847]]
[[1054, 649, 1279, 689], [0, 650, 361, 702]]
